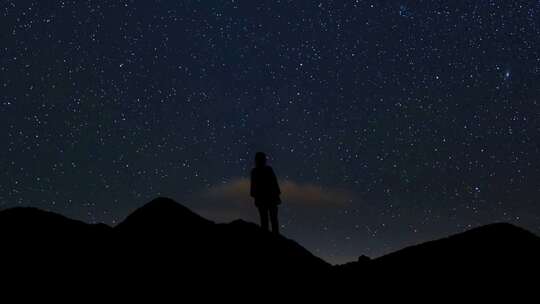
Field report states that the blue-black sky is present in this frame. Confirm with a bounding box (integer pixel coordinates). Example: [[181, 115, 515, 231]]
[[1, 0, 539, 264]]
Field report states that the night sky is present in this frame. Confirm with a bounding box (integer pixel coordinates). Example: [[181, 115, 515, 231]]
[[1, 0, 539, 264]]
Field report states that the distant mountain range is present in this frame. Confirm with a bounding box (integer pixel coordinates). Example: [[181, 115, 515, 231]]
[[1, 197, 539, 294]]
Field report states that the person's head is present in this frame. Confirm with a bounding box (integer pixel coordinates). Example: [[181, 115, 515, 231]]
[[255, 152, 267, 168]]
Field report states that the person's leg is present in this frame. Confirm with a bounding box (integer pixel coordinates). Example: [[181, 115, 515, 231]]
[[257, 205, 269, 231], [269, 205, 279, 235]]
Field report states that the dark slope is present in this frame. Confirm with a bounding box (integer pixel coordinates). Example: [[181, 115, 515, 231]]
[[0, 197, 329, 288], [2, 198, 539, 294], [375, 222, 540, 266], [335, 222, 540, 290], [112, 198, 329, 282], [0, 206, 111, 244], [115, 197, 213, 233], [370, 222, 540, 274], [0, 207, 112, 278]]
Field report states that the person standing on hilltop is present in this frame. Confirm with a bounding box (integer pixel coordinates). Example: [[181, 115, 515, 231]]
[[250, 152, 281, 235]]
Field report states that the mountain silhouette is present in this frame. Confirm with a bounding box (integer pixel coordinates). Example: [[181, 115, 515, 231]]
[[111, 197, 329, 285], [1, 197, 539, 295], [334, 222, 540, 293], [0, 206, 111, 252], [116, 197, 213, 233], [375, 222, 540, 266]]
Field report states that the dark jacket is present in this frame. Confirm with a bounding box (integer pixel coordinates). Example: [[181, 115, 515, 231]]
[[250, 165, 281, 206]]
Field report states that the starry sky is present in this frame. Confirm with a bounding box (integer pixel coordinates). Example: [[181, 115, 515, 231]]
[[1, 0, 539, 264]]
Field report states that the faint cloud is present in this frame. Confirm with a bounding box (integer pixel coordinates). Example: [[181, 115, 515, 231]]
[[204, 178, 251, 204], [204, 178, 354, 207], [280, 179, 355, 207], [187, 178, 355, 222]]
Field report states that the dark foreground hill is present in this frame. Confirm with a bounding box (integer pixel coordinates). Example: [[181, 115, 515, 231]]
[[1, 197, 539, 295], [334, 222, 540, 294]]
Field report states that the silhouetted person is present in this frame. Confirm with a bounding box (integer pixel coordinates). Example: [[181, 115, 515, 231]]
[[250, 152, 281, 234]]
